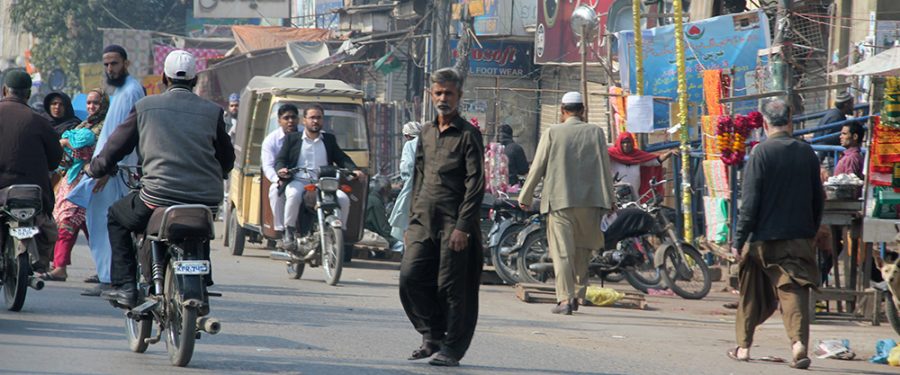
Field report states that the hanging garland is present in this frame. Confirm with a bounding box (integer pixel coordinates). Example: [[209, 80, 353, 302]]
[[715, 111, 763, 166]]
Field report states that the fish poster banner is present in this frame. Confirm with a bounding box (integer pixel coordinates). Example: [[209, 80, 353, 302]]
[[617, 11, 770, 130]]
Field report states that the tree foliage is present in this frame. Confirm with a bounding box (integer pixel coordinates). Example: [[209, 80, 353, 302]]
[[10, 0, 188, 89]]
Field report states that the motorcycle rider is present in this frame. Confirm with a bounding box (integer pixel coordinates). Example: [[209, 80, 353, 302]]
[[87, 50, 235, 308], [261, 104, 300, 245], [275, 104, 362, 250], [0, 70, 64, 273]]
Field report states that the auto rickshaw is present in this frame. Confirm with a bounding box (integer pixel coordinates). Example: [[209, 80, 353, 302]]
[[223, 77, 369, 258]]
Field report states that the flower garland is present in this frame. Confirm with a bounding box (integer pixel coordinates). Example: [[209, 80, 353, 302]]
[[715, 111, 763, 166]]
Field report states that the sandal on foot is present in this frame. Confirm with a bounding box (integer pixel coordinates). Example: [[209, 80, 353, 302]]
[[789, 357, 810, 369], [727, 347, 749, 362], [407, 342, 439, 360], [428, 352, 460, 367]]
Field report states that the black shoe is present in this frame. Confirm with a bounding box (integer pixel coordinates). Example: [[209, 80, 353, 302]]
[[101, 284, 137, 308], [80, 283, 111, 297], [551, 301, 573, 315], [83, 274, 100, 284], [428, 351, 460, 367], [284, 227, 297, 251]]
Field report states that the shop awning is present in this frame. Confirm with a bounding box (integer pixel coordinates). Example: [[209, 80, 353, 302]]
[[832, 46, 900, 76], [231, 25, 332, 54]]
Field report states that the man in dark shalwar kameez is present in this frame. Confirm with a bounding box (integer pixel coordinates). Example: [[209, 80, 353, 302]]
[[399, 68, 485, 367], [728, 99, 823, 370]]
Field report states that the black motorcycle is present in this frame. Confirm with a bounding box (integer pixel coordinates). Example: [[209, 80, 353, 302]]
[[271, 166, 354, 286], [0, 185, 46, 311], [117, 166, 221, 367], [486, 194, 534, 285]]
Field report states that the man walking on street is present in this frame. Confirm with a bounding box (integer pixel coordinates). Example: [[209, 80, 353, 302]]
[[518, 91, 616, 315], [399, 68, 485, 367], [73, 45, 145, 295], [729, 98, 823, 369]]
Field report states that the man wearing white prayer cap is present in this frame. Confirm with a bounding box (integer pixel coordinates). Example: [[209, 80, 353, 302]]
[[518, 91, 616, 315]]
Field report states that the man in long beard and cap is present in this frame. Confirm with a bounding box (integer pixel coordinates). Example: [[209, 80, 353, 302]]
[[69, 44, 145, 295]]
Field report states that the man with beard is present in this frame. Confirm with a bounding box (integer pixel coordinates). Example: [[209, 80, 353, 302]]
[[224, 92, 239, 139], [43, 92, 81, 135], [71, 44, 145, 295], [399, 68, 485, 367]]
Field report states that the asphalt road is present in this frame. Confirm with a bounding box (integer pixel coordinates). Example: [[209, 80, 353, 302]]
[[0, 224, 897, 374]]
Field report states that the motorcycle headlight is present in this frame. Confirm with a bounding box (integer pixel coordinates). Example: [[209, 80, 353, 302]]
[[8, 208, 36, 221], [318, 178, 340, 193]]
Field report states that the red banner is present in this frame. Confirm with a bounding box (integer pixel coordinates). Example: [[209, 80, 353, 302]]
[[534, 0, 615, 65]]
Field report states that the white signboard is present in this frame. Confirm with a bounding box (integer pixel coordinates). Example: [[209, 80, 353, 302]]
[[194, 0, 290, 19], [626, 95, 654, 133]]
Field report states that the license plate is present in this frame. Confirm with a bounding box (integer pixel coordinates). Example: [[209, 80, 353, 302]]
[[173, 260, 210, 275], [9, 226, 38, 240]]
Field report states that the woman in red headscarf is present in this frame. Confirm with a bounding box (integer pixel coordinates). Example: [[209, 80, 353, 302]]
[[607, 132, 676, 203]]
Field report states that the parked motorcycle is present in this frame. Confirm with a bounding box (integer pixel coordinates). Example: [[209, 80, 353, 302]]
[[115, 166, 221, 367], [486, 194, 534, 285], [271, 166, 354, 286], [0, 185, 46, 311], [515, 179, 712, 299]]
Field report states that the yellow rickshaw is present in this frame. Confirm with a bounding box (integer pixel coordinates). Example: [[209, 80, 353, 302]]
[[223, 77, 369, 257]]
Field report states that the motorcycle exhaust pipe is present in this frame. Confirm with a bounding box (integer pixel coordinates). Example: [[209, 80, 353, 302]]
[[528, 262, 553, 273], [197, 317, 221, 335], [28, 276, 44, 290], [269, 251, 293, 261]]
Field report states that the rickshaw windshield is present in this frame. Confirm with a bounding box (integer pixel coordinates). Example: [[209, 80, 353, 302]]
[[267, 101, 368, 151]]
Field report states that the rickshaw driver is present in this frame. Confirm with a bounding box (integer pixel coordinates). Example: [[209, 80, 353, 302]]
[[275, 104, 362, 251]]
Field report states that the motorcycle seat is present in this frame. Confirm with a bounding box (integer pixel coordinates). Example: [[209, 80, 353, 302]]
[[0, 185, 42, 209], [146, 205, 214, 241]]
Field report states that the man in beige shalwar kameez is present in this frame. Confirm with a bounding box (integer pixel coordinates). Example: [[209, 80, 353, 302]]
[[519, 92, 616, 315]]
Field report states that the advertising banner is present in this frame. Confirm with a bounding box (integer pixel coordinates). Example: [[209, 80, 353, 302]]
[[534, 0, 615, 65], [450, 39, 533, 77], [617, 11, 770, 129], [194, 0, 290, 19]]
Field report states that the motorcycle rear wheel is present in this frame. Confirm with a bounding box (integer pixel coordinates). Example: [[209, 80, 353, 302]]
[[164, 264, 197, 367], [516, 232, 553, 284], [321, 224, 344, 286], [3, 238, 31, 312], [622, 238, 662, 293], [491, 224, 524, 285], [660, 243, 711, 300], [125, 287, 152, 353]]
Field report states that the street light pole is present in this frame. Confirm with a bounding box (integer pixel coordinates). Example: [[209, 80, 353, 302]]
[[581, 24, 589, 119]]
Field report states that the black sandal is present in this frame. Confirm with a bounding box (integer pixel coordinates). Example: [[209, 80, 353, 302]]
[[428, 352, 460, 367], [407, 342, 439, 361], [789, 357, 810, 369]]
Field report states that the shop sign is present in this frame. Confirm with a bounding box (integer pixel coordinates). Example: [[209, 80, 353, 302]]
[[450, 40, 533, 77]]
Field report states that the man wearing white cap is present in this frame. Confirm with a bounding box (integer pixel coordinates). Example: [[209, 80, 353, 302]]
[[87, 50, 236, 308], [519, 91, 616, 315]]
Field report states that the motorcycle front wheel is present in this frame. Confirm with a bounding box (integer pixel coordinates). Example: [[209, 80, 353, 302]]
[[164, 264, 197, 367], [660, 243, 711, 300], [886, 291, 900, 336], [321, 224, 344, 286], [3, 237, 31, 311]]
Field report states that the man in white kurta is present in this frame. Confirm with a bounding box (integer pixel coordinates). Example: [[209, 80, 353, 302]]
[[261, 104, 299, 239], [72, 45, 144, 295]]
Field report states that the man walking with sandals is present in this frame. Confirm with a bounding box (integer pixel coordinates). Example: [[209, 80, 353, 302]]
[[728, 98, 823, 369]]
